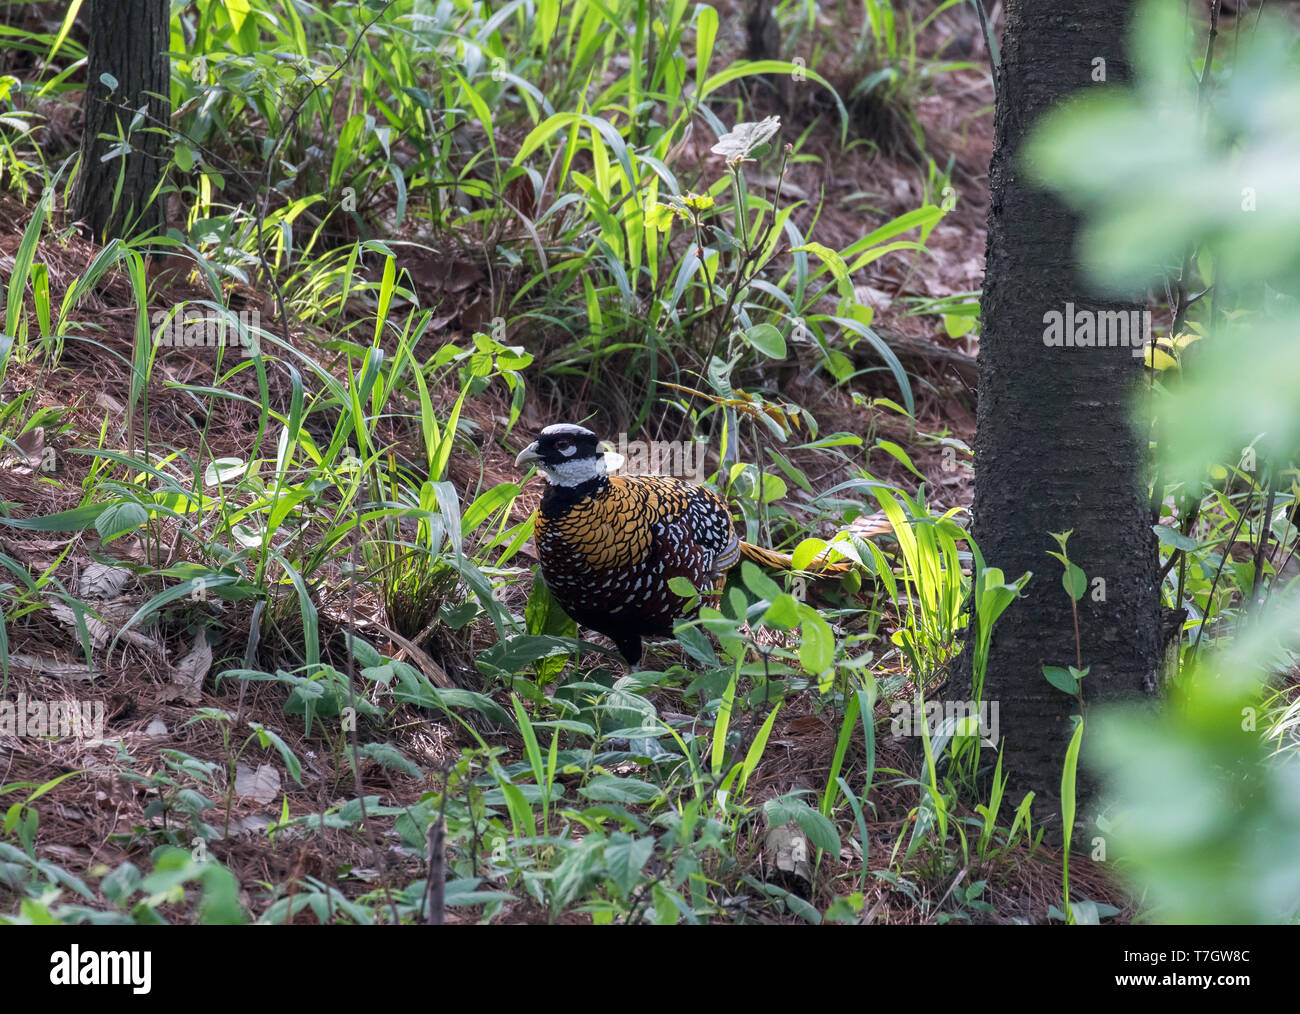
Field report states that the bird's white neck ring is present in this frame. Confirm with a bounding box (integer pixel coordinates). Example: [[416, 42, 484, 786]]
[[540, 456, 607, 488]]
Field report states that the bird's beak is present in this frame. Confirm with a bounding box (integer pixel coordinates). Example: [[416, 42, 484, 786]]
[[515, 441, 541, 467]]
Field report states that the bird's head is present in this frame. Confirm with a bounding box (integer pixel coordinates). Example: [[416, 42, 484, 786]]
[[514, 423, 608, 487]]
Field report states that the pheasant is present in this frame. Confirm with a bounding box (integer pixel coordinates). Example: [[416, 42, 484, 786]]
[[515, 423, 850, 665]]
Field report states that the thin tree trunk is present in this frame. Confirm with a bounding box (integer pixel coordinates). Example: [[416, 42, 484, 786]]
[[75, 0, 170, 240], [969, 0, 1161, 832]]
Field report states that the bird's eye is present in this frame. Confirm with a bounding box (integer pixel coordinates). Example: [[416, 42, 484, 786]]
[[555, 440, 572, 451]]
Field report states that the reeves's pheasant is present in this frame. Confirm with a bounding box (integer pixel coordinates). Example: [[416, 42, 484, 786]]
[[516, 423, 849, 665]]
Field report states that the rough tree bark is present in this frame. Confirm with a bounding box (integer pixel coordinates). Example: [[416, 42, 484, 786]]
[[968, 1, 1161, 830], [75, 0, 170, 240]]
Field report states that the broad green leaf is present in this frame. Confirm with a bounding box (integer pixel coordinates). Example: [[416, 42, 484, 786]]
[[1042, 665, 1079, 695], [95, 501, 148, 543], [604, 833, 655, 897], [1062, 563, 1087, 601], [1152, 524, 1198, 552], [578, 775, 662, 804], [744, 322, 786, 359], [740, 560, 784, 602], [798, 608, 834, 676]]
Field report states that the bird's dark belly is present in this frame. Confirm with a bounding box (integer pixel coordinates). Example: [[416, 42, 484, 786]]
[[539, 551, 686, 640]]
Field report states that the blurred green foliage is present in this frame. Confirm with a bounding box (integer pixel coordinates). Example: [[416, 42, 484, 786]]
[[1027, 0, 1300, 923], [1026, 0, 1300, 482]]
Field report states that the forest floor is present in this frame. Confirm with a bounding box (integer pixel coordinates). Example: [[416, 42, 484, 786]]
[[0, 0, 1134, 923]]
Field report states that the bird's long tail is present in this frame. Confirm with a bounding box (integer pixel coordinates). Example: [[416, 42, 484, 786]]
[[738, 541, 854, 575]]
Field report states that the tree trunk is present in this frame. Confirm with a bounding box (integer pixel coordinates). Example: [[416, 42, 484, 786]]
[[75, 0, 170, 240], [970, 0, 1160, 832]]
